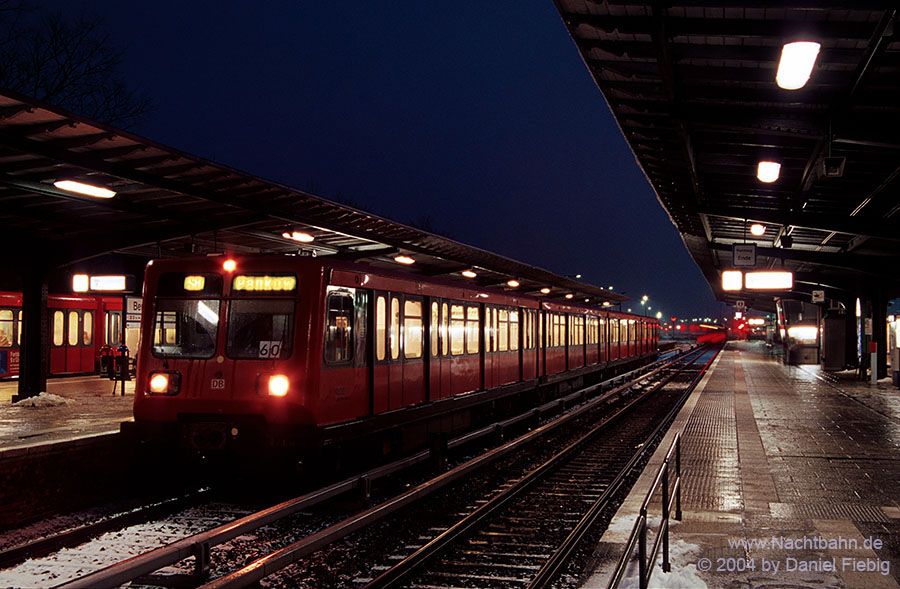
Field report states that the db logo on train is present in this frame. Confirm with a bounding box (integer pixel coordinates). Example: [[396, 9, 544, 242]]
[[210, 378, 226, 390]]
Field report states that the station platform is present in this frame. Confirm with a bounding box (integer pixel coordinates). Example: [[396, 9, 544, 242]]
[[0, 376, 133, 452], [589, 340, 900, 588]]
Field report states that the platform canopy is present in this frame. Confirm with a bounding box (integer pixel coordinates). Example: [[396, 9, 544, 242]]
[[555, 2, 900, 311], [0, 88, 626, 305]]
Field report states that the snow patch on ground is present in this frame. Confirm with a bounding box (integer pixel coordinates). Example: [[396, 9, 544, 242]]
[[13, 393, 69, 407]]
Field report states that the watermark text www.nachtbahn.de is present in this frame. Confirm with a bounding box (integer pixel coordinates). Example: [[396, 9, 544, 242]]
[[692, 535, 891, 577]]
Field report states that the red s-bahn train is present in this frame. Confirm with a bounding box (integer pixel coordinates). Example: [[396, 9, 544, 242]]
[[132, 255, 658, 458], [0, 292, 124, 378]]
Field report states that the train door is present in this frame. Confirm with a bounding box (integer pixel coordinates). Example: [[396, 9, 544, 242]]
[[401, 297, 426, 406], [371, 292, 390, 413], [599, 317, 608, 364], [50, 308, 94, 373], [522, 310, 536, 380], [428, 300, 440, 402], [483, 306, 495, 390], [609, 318, 619, 361], [0, 308, 18, 377]]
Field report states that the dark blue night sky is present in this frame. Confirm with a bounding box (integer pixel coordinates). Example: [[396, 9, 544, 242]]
[[39, 1, 724, 320]]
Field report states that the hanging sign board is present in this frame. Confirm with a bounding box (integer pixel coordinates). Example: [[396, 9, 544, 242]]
[[732, 244, 757, 267], [812, 290, 825, 303]]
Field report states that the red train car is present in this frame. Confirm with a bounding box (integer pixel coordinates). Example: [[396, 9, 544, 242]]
[[132, 255, 658, 455], [0, 292, 123, 378]]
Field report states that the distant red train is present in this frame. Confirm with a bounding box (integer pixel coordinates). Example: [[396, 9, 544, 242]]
[[132, 255, 658, 457], [0, 292, 124, 378]]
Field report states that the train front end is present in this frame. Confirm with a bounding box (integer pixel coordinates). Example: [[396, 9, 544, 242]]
[[133, 256, 318, 454]]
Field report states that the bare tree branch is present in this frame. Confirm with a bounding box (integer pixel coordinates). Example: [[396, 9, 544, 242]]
[[0, 1, 154, 128]]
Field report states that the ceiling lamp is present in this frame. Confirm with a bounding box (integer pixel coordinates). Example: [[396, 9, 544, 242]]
[[776, 41, 821, 90], [506, 279, 520, 288], [53, 179, 116, 199], [282, 230, 314, 243], [749, 223, 766, 236], [394, 255, 415, 265], [757, 161, 781, 183], [565, 293, 574, 299], [722, 270, 742, 291], [461, 270, 477, 278], [540, 287, 551, 294]]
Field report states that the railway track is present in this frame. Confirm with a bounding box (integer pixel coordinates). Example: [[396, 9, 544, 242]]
[[362, 345, 715, 588], [0, 345, 706, 588]]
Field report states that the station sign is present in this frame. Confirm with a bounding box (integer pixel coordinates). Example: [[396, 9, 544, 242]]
[[732, 244, 757, 267], [72, 273, 137, 294], [126, 297, 142, 326]]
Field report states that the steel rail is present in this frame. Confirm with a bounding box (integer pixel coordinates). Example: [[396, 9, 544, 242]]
[[364, 346, 713, 588], [55, 348, 692, 589]]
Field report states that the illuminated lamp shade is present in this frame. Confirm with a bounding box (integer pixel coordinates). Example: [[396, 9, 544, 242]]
[[757, 161, 781, 183], [602, 301, 611, 307], [745, 271, 793, 290], [506, 279, 520, 288], [53, 180, 116, 198], [461, 270, 477, 278], [394, 255, 415, 265], [749, 223, 766, 236], [72, 274, 89, 293], [540, 287, 551, 294], [281, 230, 314, 243], [776, 41, 821, 90], [223, 259, 237, 272], [722, 270, 743, 291], [565, 293, 574, 299]]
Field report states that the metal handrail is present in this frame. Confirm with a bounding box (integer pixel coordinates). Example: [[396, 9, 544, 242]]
[[607, 433, 682, 589]]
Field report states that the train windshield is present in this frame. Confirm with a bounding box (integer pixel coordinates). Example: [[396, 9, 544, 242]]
[[151, 299, 220, 358], [226, 299, 294, 359]]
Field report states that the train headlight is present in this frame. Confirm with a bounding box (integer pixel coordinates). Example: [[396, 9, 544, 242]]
[[148, 371, 180, 395], [268, 375, 289, 397]]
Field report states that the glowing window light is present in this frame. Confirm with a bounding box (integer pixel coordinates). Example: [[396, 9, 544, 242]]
[[281, 231, 314, 243], [506, 279, 520, 288], [757, 161, 781, 183], [776, 41, 821, 90], [745, 271, 793, 290], [53, 180, 116, 198], [196, 300, 219, 324], [223, 259, 237, 272], [540, 287, 551, 294], [461, 270, 477, 278], [787, 325, 819, 343], [394, 255, 415, 265], [72, 274, 89, 292], [749, 223, 766, 236], [722, 270, 743, 291]]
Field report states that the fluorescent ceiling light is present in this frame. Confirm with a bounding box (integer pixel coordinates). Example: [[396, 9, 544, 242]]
[[757, 161, 781, 183], [72, 274, 89, 293], [776, 41, 821, 90], [394, 255, 415, 265], [54, 180, 116, 198], [745, 271, 793, 290], [282, 231, 314, 243], [722, 270, 743, 291], [749, 223, 766, 236]]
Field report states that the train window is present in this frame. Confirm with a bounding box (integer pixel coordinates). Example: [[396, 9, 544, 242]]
[[83, 312, 93, 346], [523, 311, 530, 349], [390, 297, 400, 360], [449, 305, 464, 355], [376, 296, 386, 361], [404, 300, 423, 359], [441, 303, 449, 356], [52, 311, 64, 346], [492, 308, 498, 352], [17, 310, 21, 345], [152, 299, 220, 359], [466, 306, 479, 354], [610, 319, 618, 344], [0, 310, 12, 348], [67, 311, 79, 346], [510, 310, 519, 351], [322, 293, 353, 364], [228, 299, 295, 360], [431, 302, 439, 357], [106, 311, 122, 346], [498, 309, 508, 352], [538, 312, 543, 348]]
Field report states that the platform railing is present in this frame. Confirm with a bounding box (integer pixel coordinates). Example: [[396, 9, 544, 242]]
[[607, 432, 682, 589]]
